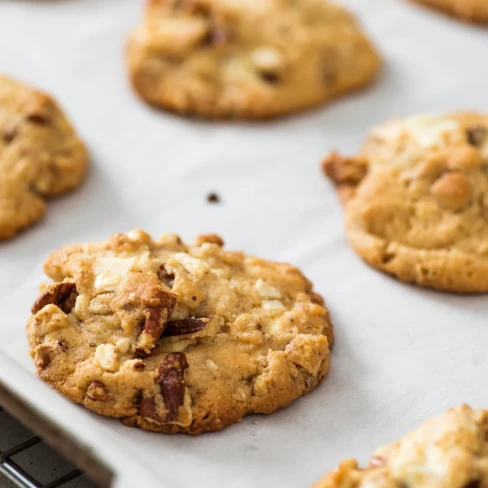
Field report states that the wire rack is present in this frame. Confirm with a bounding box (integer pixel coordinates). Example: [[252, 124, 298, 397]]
[[0, 406, 97, 488]]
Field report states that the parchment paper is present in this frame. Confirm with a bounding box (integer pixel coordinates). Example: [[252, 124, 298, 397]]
[[1, 1, 488, 487]]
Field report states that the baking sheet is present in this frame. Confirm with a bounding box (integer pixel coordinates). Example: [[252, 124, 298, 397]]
[[1, 1, 488, 487]]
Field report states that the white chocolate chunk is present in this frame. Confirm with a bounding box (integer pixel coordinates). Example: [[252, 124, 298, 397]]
[[262, 299, 286, 310], [250, 47, 284, 71], [373, 115, 464, 149], [254, 278, 281, 299], [95, 344, 118, 371], [116, 338, 131, 354], [173, 253, 209, 278], [93, 257, 135, 292]]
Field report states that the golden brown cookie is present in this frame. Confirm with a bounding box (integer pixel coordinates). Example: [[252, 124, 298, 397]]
[[126, 0, 381, 120], [0, 75, 88, 240], [323, 113, 488, 293], [410, 0, 488, 22], [27, 229, 333, 435], [313, 404, 488, 488]]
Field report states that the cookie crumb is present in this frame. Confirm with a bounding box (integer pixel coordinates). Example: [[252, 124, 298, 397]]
[[207, 192, 221, 204]]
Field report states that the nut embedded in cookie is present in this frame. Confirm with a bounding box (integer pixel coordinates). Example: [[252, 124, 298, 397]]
[[0, 75, 88, 240], [312, 404, 488, 488], [322, 112, 488, 293], [126, 0, 381, 119], [409, 0, 488, 23], [26, 229, 333, 434]]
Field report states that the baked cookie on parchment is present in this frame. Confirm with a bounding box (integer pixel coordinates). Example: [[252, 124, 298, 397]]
[[323, 113, 488, 293], [126, 0, 381, 119], [410, 0, 488, 23], [27, 230, 333, 435], [313, 404, 488, 488], [0, 75, 87, 240]]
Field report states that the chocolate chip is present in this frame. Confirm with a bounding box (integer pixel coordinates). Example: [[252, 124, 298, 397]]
[[157, 352, 189, 422], [57, 341, 68, 352], [31, 282, 78, 314], [464, 481, 481, 488], [162, 317, 209, 337], [207, 192, 220, 203], [467, 127, 487, 147]]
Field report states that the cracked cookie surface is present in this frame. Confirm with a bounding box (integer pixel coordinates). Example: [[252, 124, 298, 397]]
[[0, 75, 88, 240], [323, 113, 488, 293], [410, 0, 488, 22], [126, 0, 381, 119], [27, 229, 333, 434], [313, 404, 488, 488]]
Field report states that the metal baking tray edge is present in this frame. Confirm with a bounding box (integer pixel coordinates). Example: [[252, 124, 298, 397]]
[[0, 353, 169, 488]]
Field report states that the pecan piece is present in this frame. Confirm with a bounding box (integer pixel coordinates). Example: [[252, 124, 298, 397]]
[[26, 112, 49, 125], [34, 345, 52, 369], [86, 381, 108, 401], [157, 352, 189, 422], [206, 192, 220, 203], [136, 290, 177, 354], [31, 282, 78, 314], [195, 233, 224, 246], [140, 396, 161, 422], [322, 152, 368, 186], [467, 126, 487, 147], [158, 264, 175, 287], [162, 317, 210, 337], [2, 124, 17, 143]]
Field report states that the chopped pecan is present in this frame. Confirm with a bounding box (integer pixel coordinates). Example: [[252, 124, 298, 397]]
[[464, 481, 481, 488], [210, 27, 227, 46], [132, 360, 145, 370], [86, 381, 108, 401], [309, 292, 325, 306], [158, 264, 175, 287], [2, 124, 17, 143], [140, 396, 161, 423], [31, 282, 78, 314], [26, 112, 49, 125], [322, 152, 368, 186], [162, 317, 210, 337], [136, 295, 176, 353], [467, 126, 487, 147], [206, 192, 220, 204], [35, 346, 52, 369], [259, 72, 280, 85], [195, 233, 224, 246], [157, 352, 189, 422]]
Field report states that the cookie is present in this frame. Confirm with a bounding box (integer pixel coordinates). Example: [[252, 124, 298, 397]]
[[126, 0, 381, 119], [323, 113, 488, 293], [313, 404, 488, 488], [0, 75, 88, 240], [410, 0, 488, 22], [27, 229, 333, 435]]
